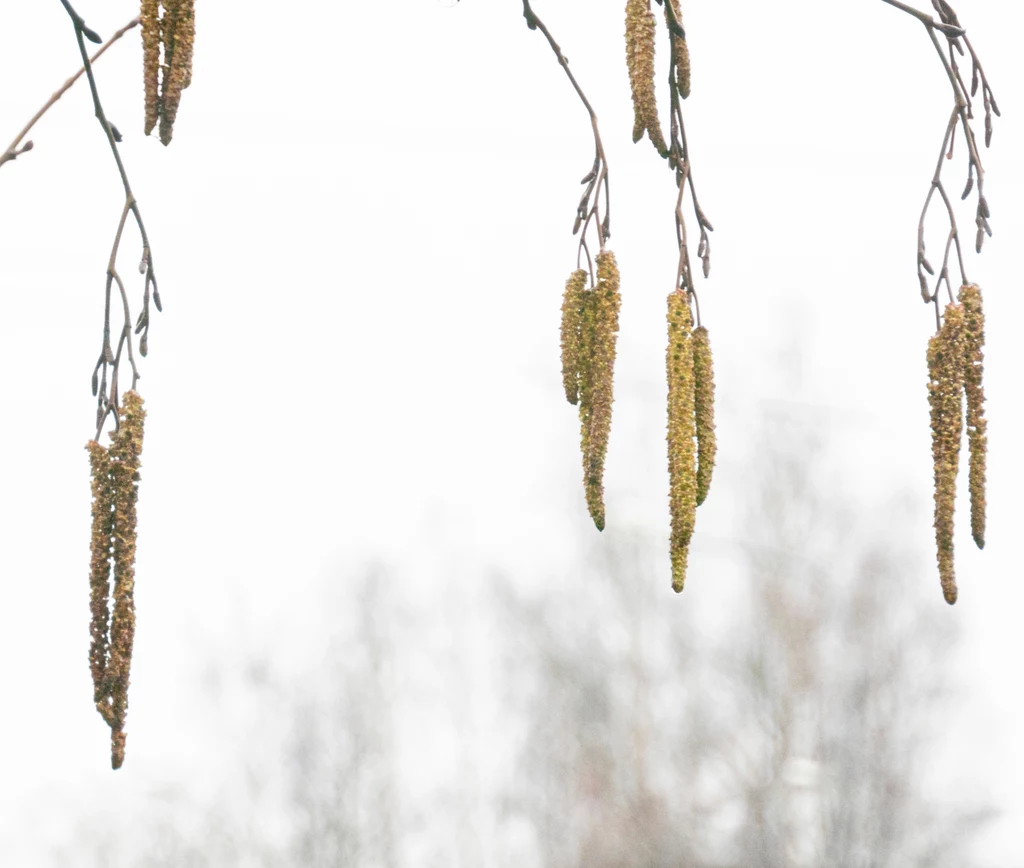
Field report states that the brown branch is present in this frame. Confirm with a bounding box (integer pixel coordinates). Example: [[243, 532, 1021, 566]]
[[664, 2, 712, 327], [56, 1, 161, 438], [879, 0, 965, 38], [522, 0, 610, 281], [0, 18, 139, 171], [882, 0, 997, 320]]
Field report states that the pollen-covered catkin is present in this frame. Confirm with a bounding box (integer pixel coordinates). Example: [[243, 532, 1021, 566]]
[[141, 0, 160, 136], [958, 283, 987, 549], [692, 326, 716, 506], [625, 0, 668, 156], [158, 0, 195, 145], [665, 0, 691, 99], [105, 390, 146, 768], [87, 441, 113, 711], [583, 252, 622, 531], [560, 270, 588, 405], [667, 291, 697, 592], [927, 304, 964, 605]]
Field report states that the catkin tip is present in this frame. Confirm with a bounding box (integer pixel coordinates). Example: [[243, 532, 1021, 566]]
[[111, 730, 126, 770]]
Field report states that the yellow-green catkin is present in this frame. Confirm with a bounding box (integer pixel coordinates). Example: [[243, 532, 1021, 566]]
[[667, 290, 696, 592], [958, 283, 987, 550], [87, 441, 114, 717], [625, 0, 668, 157], [927, 304, 965, 605], [582, 252, 621, 531], [141, 0, 160, 136], [106, 390, 146, 768], [692, 326, 716, 506], [158, 0, 195, 145], [560, 269, 588, 405], [665, 0, 691, 99]]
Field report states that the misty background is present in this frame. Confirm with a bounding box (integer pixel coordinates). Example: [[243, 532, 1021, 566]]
[[1, 0, 1021, 865]]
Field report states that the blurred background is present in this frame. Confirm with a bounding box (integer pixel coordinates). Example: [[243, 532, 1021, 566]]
[[0, 1, 1020, 865]]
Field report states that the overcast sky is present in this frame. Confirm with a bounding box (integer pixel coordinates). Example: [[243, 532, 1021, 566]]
[[1, 0, 1021, 864]]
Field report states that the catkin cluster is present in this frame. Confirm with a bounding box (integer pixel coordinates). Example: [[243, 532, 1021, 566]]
[[142, 0, 196, 145], [625, 0, 668, 156], [86, 391, 146, 769], [927, 289, 987, 605], [666, 291, 716, 592], [559, 253, 622, 530]]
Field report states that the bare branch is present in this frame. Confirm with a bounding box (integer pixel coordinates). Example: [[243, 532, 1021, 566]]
[[0, 18, 139, 171], [522, 0, 610, 277], [56, 1, 161, 438]]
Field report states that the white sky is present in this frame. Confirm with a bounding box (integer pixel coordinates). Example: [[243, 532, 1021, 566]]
[[0, 0, 1021, 864]]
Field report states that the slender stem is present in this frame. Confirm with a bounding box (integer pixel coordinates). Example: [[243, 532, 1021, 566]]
[[0, 18, 139, 171], [878, 0, 965, 37], [56, 0, 160, 437], [522, 0, 611, 268]]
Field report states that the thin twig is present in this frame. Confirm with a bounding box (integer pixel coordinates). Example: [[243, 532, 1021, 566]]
[[882, 0, 996, 325], [522, 0, 611, 281], [0, 18, 139, 171], [664, 2, 712, 326], [56, 1, 161, 437]]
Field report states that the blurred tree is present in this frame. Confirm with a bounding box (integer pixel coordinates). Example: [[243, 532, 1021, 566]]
[[497, 418, 994, 868]]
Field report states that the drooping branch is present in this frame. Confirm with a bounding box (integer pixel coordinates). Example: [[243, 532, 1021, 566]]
[[522, 0, 611, 281], [57, 0, 161, 438], [0, 18, 139, 172], [881, 0, 998, 324], [662, 0, 712, 327]]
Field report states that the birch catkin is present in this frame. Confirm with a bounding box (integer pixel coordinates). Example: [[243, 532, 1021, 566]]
[[665, 0, 691, 99], [625, 0, 668, 156], [958, 283, 987, 549], [583, 252, 622, 531], [107, 391, 145, 768], [143, 0, 196, 145], [560, 269, 588, 405], [667, 291, 696, 592], [141, 0, 160, 136], [927, 305, 964, 605], [88, 392, 146, 768], [692, 326, 715, 506], [87, 441, 114, 713], [159, 0, 195, 145]]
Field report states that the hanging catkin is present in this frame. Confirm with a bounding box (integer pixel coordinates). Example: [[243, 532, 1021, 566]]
[[87, 441, 114, 715], [667, 290, 697, 592], [958, 283, 987, 549], [927, 304, 964, 605], [692, 325, 715, 505], [159, 0, 195, 145], [106, 391, 145, 768], [87, 391, 146, 768], [141, 0, 160, 136], [665, 0, 691, 99], [583, 252, 622, 530], [560, 269, 588, 405], [625, 0, 668, 156]]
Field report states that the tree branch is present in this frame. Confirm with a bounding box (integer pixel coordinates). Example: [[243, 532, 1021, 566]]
[[0, 17, 139, 171], [521, 0, 611, 279], [56, 0, 161, 436]]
